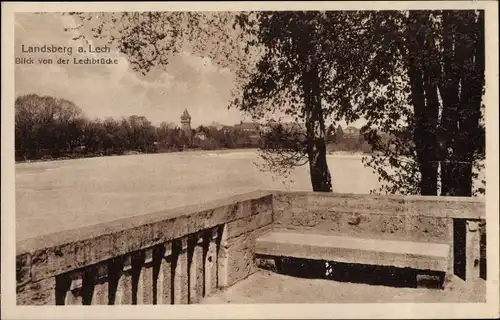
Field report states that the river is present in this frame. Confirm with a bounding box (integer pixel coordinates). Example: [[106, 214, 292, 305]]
[[12, 149, 446, 240]]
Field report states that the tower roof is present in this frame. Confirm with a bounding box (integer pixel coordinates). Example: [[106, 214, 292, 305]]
[[181, 109, 191, 121]]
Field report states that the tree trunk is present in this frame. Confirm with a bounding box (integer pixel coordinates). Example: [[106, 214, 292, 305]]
[[295, 17, 332, 193], [439, 11, 484, 197], [439, 11, 462, 196], [302, 60, 332, 192], [454, 11, 484, 197], [406, 12, 439, 196], [421, 41, 441, 196]]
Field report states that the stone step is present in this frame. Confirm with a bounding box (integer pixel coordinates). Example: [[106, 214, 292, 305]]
[[255, 231, 450, 272]]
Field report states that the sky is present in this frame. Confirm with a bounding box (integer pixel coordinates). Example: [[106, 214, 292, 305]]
[[14, 12, 364, 129], [14, 13, 248, 127]]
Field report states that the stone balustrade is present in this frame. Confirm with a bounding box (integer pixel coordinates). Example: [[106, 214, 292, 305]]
[[16, 191, 273, 305], [16, 191, 486, 305]]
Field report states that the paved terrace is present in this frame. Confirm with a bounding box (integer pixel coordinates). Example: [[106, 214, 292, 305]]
[[16, 191, 486, 305]]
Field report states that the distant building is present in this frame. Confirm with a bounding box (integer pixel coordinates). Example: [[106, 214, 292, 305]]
[[208, 122, 234, 133], [209, 122, 224, 130], [234, 121, 261, 145], [180, 109, 192, 140], [234, 121, 260, 133], [194, 132, 207, 141], [344, 126, 360, 137], [282, 122, 306, 133]]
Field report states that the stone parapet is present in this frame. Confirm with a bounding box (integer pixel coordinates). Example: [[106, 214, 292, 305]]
[[272, 192, 485, 243], [272, 191, 486, 280], [16, 190, 486, 305], [16, 191, 273, 305]]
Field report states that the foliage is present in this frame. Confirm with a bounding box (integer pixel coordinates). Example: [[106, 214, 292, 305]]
[[229, 11, 394, 191], [356, 10, 485, 197], [61, 11, 485, 196], [14, 94, 260, 161], [65, 11, 382, 191], [256, 121, 308, 179], [15, 94, 85, 159]]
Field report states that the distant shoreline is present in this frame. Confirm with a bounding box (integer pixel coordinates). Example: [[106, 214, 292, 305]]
[[14, 148, 256, 164], [327, 151, 367, 157], [15, 148, 371, 164]]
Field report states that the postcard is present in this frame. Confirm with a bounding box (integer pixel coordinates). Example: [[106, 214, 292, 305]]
[[2, 1, 499, 319]]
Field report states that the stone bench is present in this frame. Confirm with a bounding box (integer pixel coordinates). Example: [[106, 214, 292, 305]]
[[255, 231, 450, 273]]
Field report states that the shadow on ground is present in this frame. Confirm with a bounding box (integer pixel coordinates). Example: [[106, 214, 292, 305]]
[[200, 269, 486, 304], [270, 257, 445, 289]]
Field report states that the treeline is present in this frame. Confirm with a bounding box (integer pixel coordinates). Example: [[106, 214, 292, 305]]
[[326, 125, 375, 154], [15, 94, 260, 161]]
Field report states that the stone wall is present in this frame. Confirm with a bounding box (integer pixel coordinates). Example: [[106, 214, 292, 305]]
[[16, 190, 487, 305], [272, 192, 485, 243], [272, 191, 486, 279], [16, 191, 273, 305]]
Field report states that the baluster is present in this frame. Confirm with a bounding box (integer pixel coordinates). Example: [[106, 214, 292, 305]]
[[188, 232, 204, 304], [217, 225, 229, 289], [196, 232, 205, 302], [65, 271, 84, 305], [143, 248, 155, 304], [131, 251, 146, 305], [114, 255, 133, 304], [155, 243, 172, 304], [90, 263, 108, 305], [204, 227, 218, 296], [173, 237, 189, 304]]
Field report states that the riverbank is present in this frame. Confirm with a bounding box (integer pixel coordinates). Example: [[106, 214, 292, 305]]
[[16, 148, 371, 164], [15, 147, 253, 164]]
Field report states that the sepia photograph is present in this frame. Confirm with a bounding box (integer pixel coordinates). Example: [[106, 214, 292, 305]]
[[2, 1, 499, 319]]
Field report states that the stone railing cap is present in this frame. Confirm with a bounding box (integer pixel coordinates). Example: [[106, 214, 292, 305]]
[[16, 190, 273, 256], [270, 190, 486, 203]]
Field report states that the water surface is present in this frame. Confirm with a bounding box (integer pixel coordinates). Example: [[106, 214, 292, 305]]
[[15, 150, 382, 240]]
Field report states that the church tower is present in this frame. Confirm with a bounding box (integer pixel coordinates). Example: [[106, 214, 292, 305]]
[[180, 109, 192, 140]]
